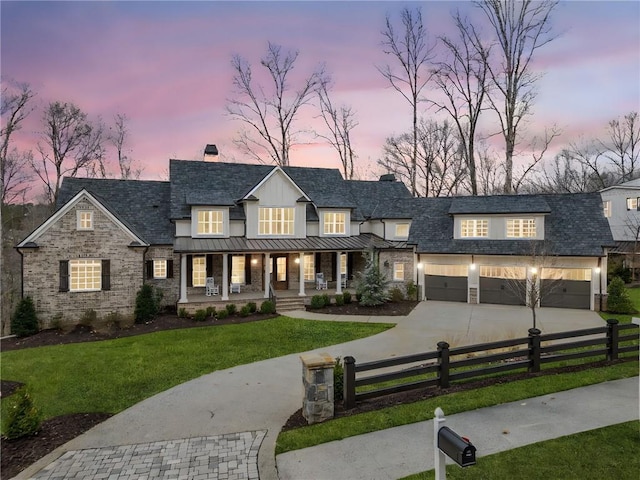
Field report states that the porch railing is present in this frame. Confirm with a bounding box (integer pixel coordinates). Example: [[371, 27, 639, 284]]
[[269, 282, 276, 310]]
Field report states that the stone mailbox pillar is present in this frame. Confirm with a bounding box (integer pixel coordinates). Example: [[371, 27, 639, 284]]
[[300, 352, 335, 424]]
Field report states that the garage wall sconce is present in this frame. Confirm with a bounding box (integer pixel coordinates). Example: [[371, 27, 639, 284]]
[[470, 255, 476, 270], [595, 267, 601, 274], [530, 267, 538, 275]]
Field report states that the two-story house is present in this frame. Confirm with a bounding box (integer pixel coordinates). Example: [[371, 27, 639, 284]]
[[600, 179, 640, 261], [17, 158, 614, 329]]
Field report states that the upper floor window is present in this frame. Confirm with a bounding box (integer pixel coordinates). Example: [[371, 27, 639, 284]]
[[603, 200, 612, 218], [461, 219, 488, 238], [77, 210, 93, 230], [197, 210, 223, 235], [70, 259, 101, 291], [259, 207, 294, 235], [395, 223, 409, 238], [626, 197, 638, 211], [506, 219, 536, 238], [324, 212, 346, 235], [304, 253, 315, 281]]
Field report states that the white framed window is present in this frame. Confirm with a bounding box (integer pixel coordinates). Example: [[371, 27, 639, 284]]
[[393, 262, 404, 281], [197, 210, 223, 235], [603, 200, 612, 218], [340, 253, 347, 275], [231, 255, 245, 284], [304, 253, 315, 281], [77, 210, 93, 230], [192, 256, 206, 287], [626, 197, 638, 210], [153, 259, 167, 279], [70, 259, 101, 291], [323, 212, 346, 235], [259, 207, 294, 235], [506, 219, 536, 238], [395, 223, 409, 238], [461, 219, 488, 238]]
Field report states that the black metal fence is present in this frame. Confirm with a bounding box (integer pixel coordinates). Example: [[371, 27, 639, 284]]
[[343, 319, 639, 409]]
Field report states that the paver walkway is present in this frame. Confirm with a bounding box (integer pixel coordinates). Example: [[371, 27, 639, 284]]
[[31, 431, 265, 480]]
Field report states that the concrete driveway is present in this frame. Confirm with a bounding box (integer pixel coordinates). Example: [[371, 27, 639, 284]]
[[17, 302, 606, 480]]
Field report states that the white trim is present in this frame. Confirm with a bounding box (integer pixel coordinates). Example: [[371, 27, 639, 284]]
[[17, 190, 147, 247], [242, 166, 311, 202]]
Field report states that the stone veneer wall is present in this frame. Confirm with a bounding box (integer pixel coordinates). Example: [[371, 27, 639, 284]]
[[145, 246, 180, 307], [379, 249, 415, 289], [20, 198, 145, 329]]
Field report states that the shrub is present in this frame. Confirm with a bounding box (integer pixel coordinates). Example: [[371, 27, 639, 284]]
[[260, 300, 276, 314], [2, 387, 42, 440], [608, 260, 632, 284], [206, 306, 217, 318], [193, 309, 208, 322], [405, 280, 418, 300], [134, 284, 162, 324], [333, 357, 344, 403], [607, 276, 636, 314], [310, 295, 325, 309], [80, 309, 97, 327], [217, 309, 229, 320], [321, 293, 331, 306], [389, 286, 405, 302], [342, 291, 352, 304], [11, 297, 39, 337], [239, 305, 252, 317], [178, 307, 188, 318], [247, 302, 258, 313], [225, 303, 237, 315], [335, 294, 345, 306], [355, 249, 390, 306]]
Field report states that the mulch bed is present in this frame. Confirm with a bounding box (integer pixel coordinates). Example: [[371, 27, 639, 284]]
[[1, 304, 414, 478]]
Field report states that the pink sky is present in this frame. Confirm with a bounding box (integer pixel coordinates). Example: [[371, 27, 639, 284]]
[[2, 0, 639, 197]]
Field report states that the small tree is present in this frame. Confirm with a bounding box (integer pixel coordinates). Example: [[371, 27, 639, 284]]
[[2, 387, 42, 439], [355, 249, 390, 307], [11, 296, 38, 337], [134, 284, 162, 324], [607, 276, 636, 314]]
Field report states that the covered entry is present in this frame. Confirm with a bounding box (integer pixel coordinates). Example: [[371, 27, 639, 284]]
[[425, 264, 468, 302], [479, 266, 526, 306], [540, 268, 591, 309]]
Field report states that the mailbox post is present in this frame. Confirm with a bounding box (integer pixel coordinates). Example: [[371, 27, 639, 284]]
[[433, 408, 476, 480]]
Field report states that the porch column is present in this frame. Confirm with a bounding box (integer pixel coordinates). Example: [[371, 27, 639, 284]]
[[299, 252, 306, 297], [264, 252, 271, 298], [336, 251, 343, 294], [222, 253, 229, 300], [178, 254, 188, 303]]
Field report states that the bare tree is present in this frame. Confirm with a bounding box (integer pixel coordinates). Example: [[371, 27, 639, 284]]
[[32, 101, 105, 204], [226, 42, 328, 166], [531, 150, 603, 193], [1, 80, 35, 204], [512, 125, 562, 193], [317, 81, 358, 179], [599, 111, 640, 183], [475, 142, 503, 195], [109, 113, 141, 179], [432, 11, 491, 195], [378, 6, 435, 196], [476, 0, 559, 194]]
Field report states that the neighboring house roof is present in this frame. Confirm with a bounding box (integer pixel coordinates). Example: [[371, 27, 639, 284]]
[[600, 178, 640, 192], [408, 193, 614, 256], [57, 177, 173, 244]]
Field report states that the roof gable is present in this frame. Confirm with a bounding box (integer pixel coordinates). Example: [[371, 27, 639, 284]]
[[243, 166, 310, 202]]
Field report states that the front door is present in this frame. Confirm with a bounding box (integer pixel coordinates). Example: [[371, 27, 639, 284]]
[[272, 255, 288, 290]]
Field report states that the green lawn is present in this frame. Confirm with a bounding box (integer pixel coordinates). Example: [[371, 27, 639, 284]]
[[0, 316, 393, 421], [400, 420, 640, 480]]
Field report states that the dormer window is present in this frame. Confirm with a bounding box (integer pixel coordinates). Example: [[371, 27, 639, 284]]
[[324, 212, 346, 235], [197, 210, 223, 235], [461, 219, 488, 238], [395, 223, 409, 238], [77, 210, 93, 230], [507, 219, 536, 238]]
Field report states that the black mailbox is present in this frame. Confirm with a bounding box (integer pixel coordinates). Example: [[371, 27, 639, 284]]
[[438, 426, 476, 467]]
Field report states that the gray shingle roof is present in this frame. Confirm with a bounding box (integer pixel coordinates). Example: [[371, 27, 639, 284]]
[[345, 180, 413, 219], [57, 177, 173, 244], [408, 193, 614, 256], [449, 195, 551, 214]]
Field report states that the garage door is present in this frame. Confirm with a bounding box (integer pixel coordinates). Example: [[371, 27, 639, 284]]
[[540, 268, 591, 309], [479, 266, 526, 306], [425, 265, 468, 303]]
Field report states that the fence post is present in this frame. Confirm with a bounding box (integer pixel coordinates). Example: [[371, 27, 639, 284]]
[[343, 356, 356, 409], [437, 341, 450, 389], [606, 319, 619, 361], [528, 328, 541, 373]]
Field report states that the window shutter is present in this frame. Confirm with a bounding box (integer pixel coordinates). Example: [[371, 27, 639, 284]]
[[315, 253, 321, 274], [206, 254, 213, 277], [245, 254, 251, 285], [187, 255, 193, 287], [101, 259, 111, 291], [167, 259, 174, 279], [59, 260, 69, 292], [331, 253, 337, 281], [146, 260, 153, 279], [347, 252, 354, 280]]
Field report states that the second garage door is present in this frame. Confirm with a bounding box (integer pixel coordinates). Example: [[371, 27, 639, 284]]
[[425, 264, 468, 303], [479, 266, 526, 306]]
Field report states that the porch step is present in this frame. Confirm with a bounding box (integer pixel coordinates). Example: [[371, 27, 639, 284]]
[[276, 296, 306, 313]]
